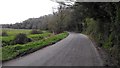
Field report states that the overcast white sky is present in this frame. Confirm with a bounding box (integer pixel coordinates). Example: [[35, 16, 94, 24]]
[[0, 0, 59, 24]]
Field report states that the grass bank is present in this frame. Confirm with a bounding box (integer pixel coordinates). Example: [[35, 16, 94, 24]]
[[1, 32, 68, 62]]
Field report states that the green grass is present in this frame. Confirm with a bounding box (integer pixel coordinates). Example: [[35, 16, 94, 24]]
[[1, 29, 31, 46], [1, 32, 68, 61], [2, 29, 31, 36], [1, 29, 52, 46], [28, 32, 51, 41]]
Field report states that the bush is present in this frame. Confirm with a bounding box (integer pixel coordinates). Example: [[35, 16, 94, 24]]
[[31, 29, 42, 34], [13, 33, 32, 44], [2, 31, 8, 36]]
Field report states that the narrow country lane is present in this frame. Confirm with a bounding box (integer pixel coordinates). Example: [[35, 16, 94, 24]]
[[3, 32, 103, 66]]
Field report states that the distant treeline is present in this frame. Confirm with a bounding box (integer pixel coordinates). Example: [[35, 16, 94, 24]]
[[1, 15, 52, 29], [1, 6, 72, 34]]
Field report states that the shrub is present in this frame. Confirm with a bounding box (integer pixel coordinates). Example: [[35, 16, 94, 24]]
[[2, 31, 8, 36], [31, 29, 42, 34], [13, 33, 32, 44]]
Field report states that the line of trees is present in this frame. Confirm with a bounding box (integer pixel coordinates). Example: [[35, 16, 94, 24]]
[[1, 2, 120, 65], [72, 2, 120, 66]]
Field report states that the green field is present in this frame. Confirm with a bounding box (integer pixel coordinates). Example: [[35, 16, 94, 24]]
[[1, 29, 52, 47], [0, 29, 68, 61], [1, 29, 31, 35], [1, 29, 31, 46]]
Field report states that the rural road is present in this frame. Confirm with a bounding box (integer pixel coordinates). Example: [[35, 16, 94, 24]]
[[3, 32, 103, 66]]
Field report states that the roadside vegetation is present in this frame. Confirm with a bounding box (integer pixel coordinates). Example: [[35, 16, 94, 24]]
[[1, 29, 51, 47], [0, 29, 68, 61]]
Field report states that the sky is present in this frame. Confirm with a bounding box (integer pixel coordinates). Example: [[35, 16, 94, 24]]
[[0, 0, 59, 24]]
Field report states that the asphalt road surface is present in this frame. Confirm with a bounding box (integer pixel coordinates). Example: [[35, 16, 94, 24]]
[[3, 32, 103, 66]]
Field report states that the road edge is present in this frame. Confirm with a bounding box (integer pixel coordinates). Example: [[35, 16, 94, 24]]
[[80, 34, 104, 66], [2, 32, 69, 63], [83, 34, 117, 66]]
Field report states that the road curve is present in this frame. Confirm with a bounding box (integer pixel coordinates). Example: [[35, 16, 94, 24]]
[[3, 32, 103, 66]]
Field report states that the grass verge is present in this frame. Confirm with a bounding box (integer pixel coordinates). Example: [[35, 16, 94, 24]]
[[1, 32, 68, 62]]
